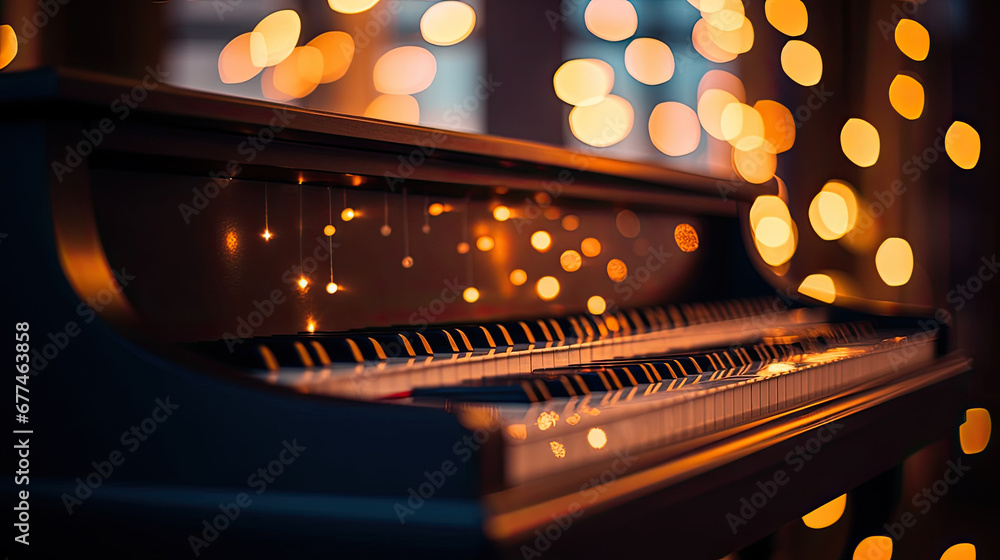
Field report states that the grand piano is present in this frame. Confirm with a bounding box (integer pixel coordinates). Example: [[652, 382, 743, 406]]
[[0, 64, 973, 559]]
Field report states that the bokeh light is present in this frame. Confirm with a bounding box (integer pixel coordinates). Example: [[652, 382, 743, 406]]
[[895, 19, 929, 61], [853, 537, 892, 560], [674, 224, 699, 252], [584, 0, 638, 42], [477, 235, 495, 251], [493, 205, 511, 221], [581, 237, 602, 257], [765, 0, 808, 36], [841, 118, 880, 168], [510, 269, 528, 286], [754, 100, 796, 153], [940, 544, 976, 560], [733, 146, 777, 184], [531, 231, 552, 252], [374, 46, 437, 95], [569, 95, 634, 147], [888, 74, 925, 120], [272, 46, 324, 98], [801, 494, 846, 528], [307, 31, 355, 83], [624, 38, 675, 85], [553, 59, 615, 107], [420, 1, 476, 46], [960, 408, 991, 454], [606, 259, 628, 282], [780, 40, 822, 86], [649, 102, 701, 157], [587, 295, 607, 315], [875, 237, 914, 287], [721, 103, 765, 151], [562, 215, 580, 231], [536, 276, 561, 300], [219, 33, 266, 84], [253, 10, 301, 67], [945, 121, 981, 170], [364, 94, 419, 125], [0, 25, 16, 70], [698, 89, 741, 141], [798, 274, 837, 303], [692, 18, 738, 63], [587, 427, 608, 449], [463, 286, 480, 303], [328, 0, 380, 14], [616, 210, 640, 238], [561, 250, 583, 272]]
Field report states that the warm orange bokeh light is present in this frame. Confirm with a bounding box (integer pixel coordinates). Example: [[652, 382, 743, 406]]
[[798, 274, 837, 304], [960, 408, 991, 454], [616, 210, 640, 239], [553, 59, 615, 107], [801, 494, 846, 528], [587, 428, 608, 449], [698, 89, 742, 141], [649, 102, 701, 157], [0, 25, 17, 70], [253, 10, 301, 67], [477, 235, 495, 251], [853, 537, 892, 560], [875, 237, 914, 287], [569, 95, 634, 147], [940, 543, 976, 560], [607, 259, 628, 282], [510, 269, 528, 286], [733, 147, 777, 184], [584, 0, 638, 42], [895, 19, 929, 61], [841, 118, 880, 168], [780, 40, 822, 86], [624, 37, 675, 85], [674, 224, 700, 252], [307, 31, 355, 83], [945, 121, 981, 170], [581, 238, 602, 257], [765, 0, 808, 36], [889, 74, 925, 120], [562, 215, 580, 231], [328, 0, 379, 14], [272, 46, 324, 99], [536, 276, 561, 300], [374, 46, 437, 95], [364, 94, 419, 125], [692, 18, 738, 63], [587, 295, 607, 315], [219, 33, 266, 84], [721, 103, 765, 151], [560, 250, 583, 272], [531, 231, 552, 252], [420, 1, 476, 46], [754, 100, 796, 153], [463, 286, 480, 303]]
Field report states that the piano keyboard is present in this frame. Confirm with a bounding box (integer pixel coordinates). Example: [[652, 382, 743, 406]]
[[195, 298, 938, 487]]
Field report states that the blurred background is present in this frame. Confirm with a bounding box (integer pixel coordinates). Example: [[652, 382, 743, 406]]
[[1, 0, 996, 558]]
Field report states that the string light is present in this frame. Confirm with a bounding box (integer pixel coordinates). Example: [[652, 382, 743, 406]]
[[429, 202, 445, 216], [341, 189, 355, 221], [401, 187, 413, 268], [422, 196, 431, 233], [297, 185, 309, 290], [380, 192, 392, 236], [262, 182, 273, 241], [325, 187, 338, 295]]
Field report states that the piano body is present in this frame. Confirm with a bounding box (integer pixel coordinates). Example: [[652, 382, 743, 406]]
[[0, 67, 973, 559]]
